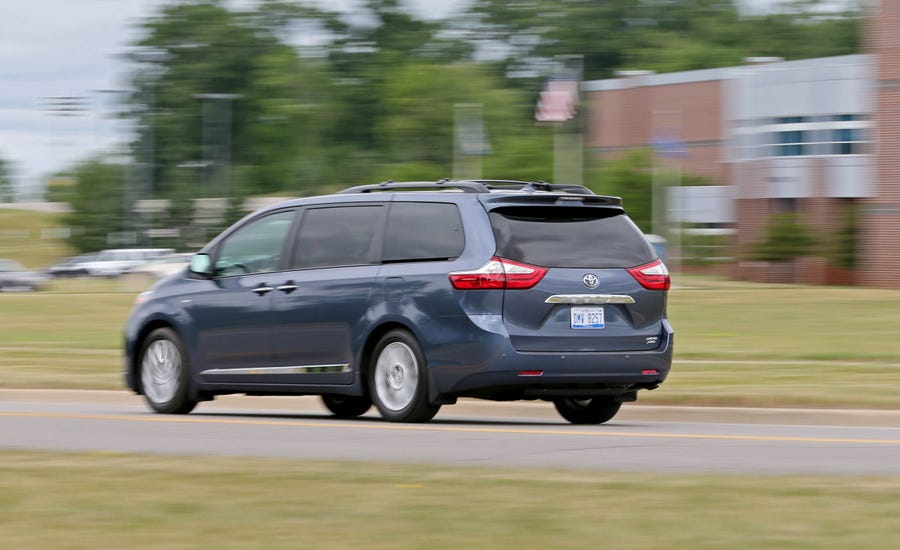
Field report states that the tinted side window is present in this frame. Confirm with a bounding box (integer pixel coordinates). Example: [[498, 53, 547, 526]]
[[383, 202, 464, 262], [489, 206, 656, 268], [216, 210, 295, 276], [291, 205, 383, 269]]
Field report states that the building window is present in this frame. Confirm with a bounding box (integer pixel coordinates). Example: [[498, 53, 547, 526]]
[[742, 114, 870, 159], [832, 127, 865, 155], [774, 130, 807, 156], [776, 116, 807, 125]]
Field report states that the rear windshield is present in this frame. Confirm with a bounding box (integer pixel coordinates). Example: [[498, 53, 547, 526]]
[[489, 206, 657, 268]]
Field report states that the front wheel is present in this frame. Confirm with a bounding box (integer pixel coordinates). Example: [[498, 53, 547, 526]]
[[321, 394, 372, 418], [139, 327, 197, 414], [368, 330, 440, 423], [553, 397, 621, 425]]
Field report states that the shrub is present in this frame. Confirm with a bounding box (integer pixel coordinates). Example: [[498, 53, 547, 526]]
[[750, 212, 817, 262]]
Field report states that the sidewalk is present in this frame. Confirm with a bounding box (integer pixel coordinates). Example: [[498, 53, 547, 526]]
[[3, 388, 900, 427]]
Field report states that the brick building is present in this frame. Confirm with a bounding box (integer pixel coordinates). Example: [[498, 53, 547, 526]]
[[583, 3, 897, 287], [865, 0, 900, 287]]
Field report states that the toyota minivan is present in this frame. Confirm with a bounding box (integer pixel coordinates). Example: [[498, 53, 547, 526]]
[[124, 180, 673, 423]]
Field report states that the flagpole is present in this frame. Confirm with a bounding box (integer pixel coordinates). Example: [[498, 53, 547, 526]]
[[571, 55, 584, 187], [537, 55, 583, 185]]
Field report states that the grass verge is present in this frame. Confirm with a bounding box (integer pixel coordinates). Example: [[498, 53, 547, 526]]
[[0, 209, 73, 269], [2, 450, 900, 549], [3, 276, 900, 408]]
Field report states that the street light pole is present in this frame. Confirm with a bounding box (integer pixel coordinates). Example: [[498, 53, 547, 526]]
[[93, 88, 133, 245], [194, 93, 240, 200], [121, 48, 167, 245]]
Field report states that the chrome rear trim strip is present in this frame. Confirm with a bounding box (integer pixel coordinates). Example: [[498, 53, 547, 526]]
[[200, 364, 350, 376], [545, 294, 635, 305]]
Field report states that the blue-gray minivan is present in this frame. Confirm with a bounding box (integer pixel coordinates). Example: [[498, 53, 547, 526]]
[[124, 180, 673, 423]]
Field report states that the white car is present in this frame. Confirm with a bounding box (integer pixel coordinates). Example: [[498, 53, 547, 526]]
[[80, 248, 175, 277], [129, 253, 192, 280]]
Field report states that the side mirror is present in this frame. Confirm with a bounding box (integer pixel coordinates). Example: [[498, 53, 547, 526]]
[[189, 253, 213, 278]]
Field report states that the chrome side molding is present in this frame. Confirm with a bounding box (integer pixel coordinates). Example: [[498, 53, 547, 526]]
[[545, 294, 635, 305], [200, 364, 350, 376]]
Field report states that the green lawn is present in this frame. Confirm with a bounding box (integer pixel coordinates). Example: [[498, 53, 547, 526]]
[[0, 209, 73, 269], [670, 282, 900, 361], [645, 279, 900, 407], [2, 276, 900, 408], [2, 451, 899, 549]]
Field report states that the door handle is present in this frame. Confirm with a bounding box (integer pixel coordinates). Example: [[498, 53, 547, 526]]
[[252, 285, 274, 295], [277, 281, 298, 294]]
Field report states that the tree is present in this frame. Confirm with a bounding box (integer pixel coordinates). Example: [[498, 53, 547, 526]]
[[375, 62, 536, 178], [0, 155, 11, 203], [62, 159, 127, 253], [461, 0, 860, 82], [322, 0, 475, 183], [128, 0, 335, 200], [589, 149, 655, 233], [750, 212, 817, 262]]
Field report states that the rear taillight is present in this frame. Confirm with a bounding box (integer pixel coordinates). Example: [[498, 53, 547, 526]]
[[449, 256, 547, 290], [627, 259, 670, 291]]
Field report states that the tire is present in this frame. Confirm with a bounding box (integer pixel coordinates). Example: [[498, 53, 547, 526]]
[[321, 394, 372, 418], [139, 327, 197, 414], [553, 397, 622, 425], [368, 330, 440, 423]]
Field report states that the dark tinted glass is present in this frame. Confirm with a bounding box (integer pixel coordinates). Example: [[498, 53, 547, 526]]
[[383, 202, 464, 262], [291, 206, 383, 269], [489, 206, 656, 268]]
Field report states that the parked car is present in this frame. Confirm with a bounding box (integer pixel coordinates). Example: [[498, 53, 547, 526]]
[[46, 252, 99, 277], [124, 180, 673, 424], [0, 259, 50, 291], [129, 253, 193, 281], [81, 248, 175, 277]]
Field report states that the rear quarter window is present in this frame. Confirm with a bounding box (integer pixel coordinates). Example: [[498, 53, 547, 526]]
[[383, 202, 464, 262], [489, 206, 656, 268]]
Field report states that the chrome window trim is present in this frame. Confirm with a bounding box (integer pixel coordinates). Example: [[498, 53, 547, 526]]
[[544, 294, 635, 305], [199, 364, 351, 376]]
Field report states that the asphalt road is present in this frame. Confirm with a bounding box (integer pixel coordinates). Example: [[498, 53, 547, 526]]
[[3, 390, 900, 476]]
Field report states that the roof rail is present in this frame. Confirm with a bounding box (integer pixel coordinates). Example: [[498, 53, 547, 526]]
[[337, 179, 596, 195], [337, 179, 489, 194]]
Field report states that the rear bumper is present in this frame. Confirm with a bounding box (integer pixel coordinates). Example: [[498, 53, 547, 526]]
[[427, 318, 673, 399]]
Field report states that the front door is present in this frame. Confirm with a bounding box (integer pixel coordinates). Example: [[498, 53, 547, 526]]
[[190, 210, 297, 385]]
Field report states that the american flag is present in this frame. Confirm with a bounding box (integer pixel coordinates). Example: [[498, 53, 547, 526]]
[[535, 75, 579, 123]]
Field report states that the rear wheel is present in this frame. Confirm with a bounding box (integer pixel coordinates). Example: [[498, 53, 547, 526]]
[[139, 327, 197, 414], [321, 394, 371, 418], [553, 397, 621, 424], [369, 330, 440, 423]]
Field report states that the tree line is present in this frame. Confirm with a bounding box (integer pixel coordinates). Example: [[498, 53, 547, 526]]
[[48, 0, 860, 252]]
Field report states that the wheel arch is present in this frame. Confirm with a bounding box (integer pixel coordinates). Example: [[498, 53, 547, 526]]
[[359, 320, 452, 406]]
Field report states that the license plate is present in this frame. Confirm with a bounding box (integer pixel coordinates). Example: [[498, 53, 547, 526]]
[[570, 307, 604, 329]]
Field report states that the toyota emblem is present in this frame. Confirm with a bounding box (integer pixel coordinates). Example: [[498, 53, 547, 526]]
[[582, 273, 599, 288]]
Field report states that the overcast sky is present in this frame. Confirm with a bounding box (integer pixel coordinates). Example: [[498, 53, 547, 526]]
[[0, 0, 849, 198], [0, 0, 463, 198]]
